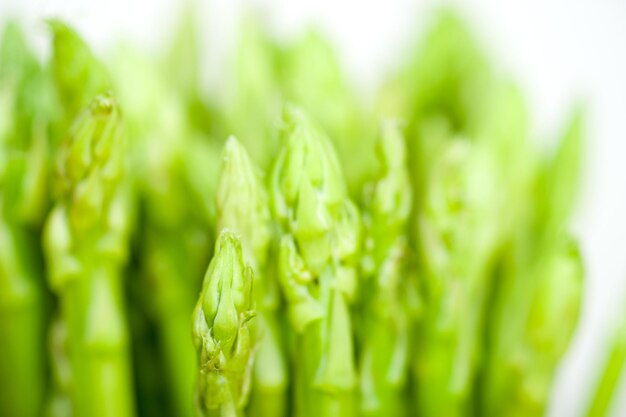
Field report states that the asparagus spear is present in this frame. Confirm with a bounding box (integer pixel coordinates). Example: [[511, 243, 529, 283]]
[[586, 317, 626, 417], [481, 110, 585, 416], [0, 21, 54, 417], [280, 30, 375, 195], [414, 137, 503, 417], [0, 218, 46, 417], [271, 107, 361, 417], [48, 20, 110, 130], [223, 16, 282, 170], [482, 237, 583, 417], [215, 136, 287, 417], [110, 42, 219, 417], [192, 230, 255, 417], [358, 121, 412, 417], [377, 9, 489, 132], [43, 93, 135, 417]]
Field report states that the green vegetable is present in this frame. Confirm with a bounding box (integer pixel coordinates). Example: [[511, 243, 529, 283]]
[[586, 318, 626, 417], [43, 93, 135, 417], [482, 237, 583, 416], [0, 8, 597, 417], [280, 30, 375, 194], [481, 110, 585, 416], [215, 136, 287, 417], [0, 21, 52, 417], [271, 107, 361, 417], [357, 121, 412, 417], [192, 230, 255, 417], [414, 137, 503, 416], [223, 15, 282, 170], [48, 20, 110, 129], [113, 46, 212, 417]]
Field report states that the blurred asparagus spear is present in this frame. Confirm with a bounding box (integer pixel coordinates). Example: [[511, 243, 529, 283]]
[[586, 317, 626, 417], [48, 20, 110, 131], [0, 217, 46, 417], [378, 10, 492, 246], [377, 10, 489, 131], [357, 122, 412, 417], [414, 137, 504, 416], [481, 110, 585, 416], [215, 136, 287, 417], [192, 230, 255, 417], [0, 21, 56, 417], [222, 15, 282, 170], [271, 107, 361, 417], [43, 93, 135, 417], [161, 1, 217, 135], [110, 44, 216, 417], [280, 30, 375, 195]]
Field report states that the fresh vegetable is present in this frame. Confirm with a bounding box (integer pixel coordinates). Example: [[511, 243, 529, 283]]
[[192, 230, 255, 417], [271, 107, 361, 417], [215, 136, 287, 417], [0, 7, 605, 417], [43, 93, 135, 417], [357, 121, 413, 417], [0, 21, 54, 417], [586, 317, 626, 417]]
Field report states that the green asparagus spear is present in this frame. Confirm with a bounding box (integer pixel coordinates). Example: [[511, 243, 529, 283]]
[[280, 30, 375, 195], [192, 230, 255, 417], [0, 20, 54, 227], [48, 20, 110, 129], [586, 317, 626, 417], [223, 15, 282, 170], [215, 136, 287, 417], [0, 21, 54, 417], [43, 93, 135, 417], [483, 237, 583, 417], [0, 217, 46, 417], [110, 43, 218, 417], [271, 106, 361, 417], [358, 121, 412, 417], [216, 136, 272, 278], [414, 138, 503, 417], [378, 9, 489, 131], [481, 109, 585, 416]]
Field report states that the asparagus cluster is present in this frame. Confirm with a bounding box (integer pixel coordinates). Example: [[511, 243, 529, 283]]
[[0, 6, 609, 417]]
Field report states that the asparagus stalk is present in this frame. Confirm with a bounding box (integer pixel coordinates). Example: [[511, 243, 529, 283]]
[[224, 16, 282, 170], [0, 219, 46, 417], [271, 107, 361, 417], [110, 43, 218, 416], [48, 20, 110, 129], [358, 121, 412, 417], [414, 138, 503, 416], [43, 94, 135, 417], [0, 21, 53, 417], [192, 231, 255, 417], [482, 237, 583, 417], [586, 318, 626, 417], [215, 136, 287, 417], [481, 110, 585, 416], [280, 30, 375, 194]]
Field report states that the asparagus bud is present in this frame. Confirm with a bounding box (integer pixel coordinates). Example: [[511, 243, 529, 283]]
[[193, 231, 255, 416]]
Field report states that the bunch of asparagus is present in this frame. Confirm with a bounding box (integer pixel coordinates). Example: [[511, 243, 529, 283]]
[[0, 7, 613, 417]]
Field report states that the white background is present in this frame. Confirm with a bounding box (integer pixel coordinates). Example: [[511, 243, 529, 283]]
[[2, 1, 626, 416]]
